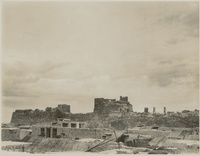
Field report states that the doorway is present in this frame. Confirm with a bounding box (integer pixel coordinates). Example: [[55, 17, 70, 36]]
[[46, 128, 51, 138], [52, 128, 57, 138]]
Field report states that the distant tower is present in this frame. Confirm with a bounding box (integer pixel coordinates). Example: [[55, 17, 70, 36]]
[[144, 107, 148, 113], [153, 107, 156, 114], [58, 104, 71, 113], [120, 96, 128, 102], [164, 107, 166, 115]]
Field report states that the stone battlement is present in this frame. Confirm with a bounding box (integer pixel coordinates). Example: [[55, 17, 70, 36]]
[[120, 96, 128, 102], [94, 98, 116, 104], [94, 96, 133, 114], [94, 96, 129, 105]]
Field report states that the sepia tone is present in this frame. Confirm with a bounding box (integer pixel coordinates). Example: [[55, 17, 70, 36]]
[[1, 1, 199, 154]]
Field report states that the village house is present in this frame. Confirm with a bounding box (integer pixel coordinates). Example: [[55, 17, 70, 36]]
[[31, 118, 108, 139]]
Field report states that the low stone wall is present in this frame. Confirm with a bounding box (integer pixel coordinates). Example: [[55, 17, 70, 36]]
[[1, 128, 21, 141], [184, 134, 199, 141], [2, 144, 31, 152], [128, 129, 171, 138]]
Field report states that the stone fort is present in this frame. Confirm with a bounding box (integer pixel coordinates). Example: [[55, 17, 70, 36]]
[[94, 96, 133, 114], [10, 96, 133, 125]]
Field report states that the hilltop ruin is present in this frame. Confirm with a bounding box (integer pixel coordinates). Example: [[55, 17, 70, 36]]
[[10, 96, 133, 126], [3, 96, 200, 154], [10, 96, 199, 129], [94, 96, 133, 114]]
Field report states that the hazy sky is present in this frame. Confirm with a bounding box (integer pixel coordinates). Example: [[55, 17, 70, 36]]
[[1, 1, 199, 123]]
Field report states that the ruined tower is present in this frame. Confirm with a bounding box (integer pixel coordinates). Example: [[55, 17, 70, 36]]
[[120, 96, 128, 102], [93, 96, 133, 114], [144, 107, 148, 113], [153, 107, 156, 114], [164, 107, 166, 115], [58, 104, 71, 113]]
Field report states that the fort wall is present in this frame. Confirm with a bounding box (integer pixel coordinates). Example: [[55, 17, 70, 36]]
[[128, 129, 171, 138], [93, 96, 133, 114]]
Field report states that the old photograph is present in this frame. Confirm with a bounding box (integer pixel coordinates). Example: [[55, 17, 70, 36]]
[[1, 0, 199, 155]]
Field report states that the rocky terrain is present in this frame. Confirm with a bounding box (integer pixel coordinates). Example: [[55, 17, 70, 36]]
[[11, 108, 199, 129], [10, 96, 199, 129]]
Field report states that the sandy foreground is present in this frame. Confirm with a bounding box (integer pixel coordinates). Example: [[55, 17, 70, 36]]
[[174, 140, 199, 146], [1, 141, 199, 155], [1, 151, 199, 156]]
